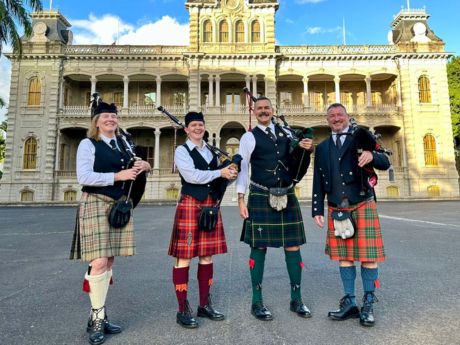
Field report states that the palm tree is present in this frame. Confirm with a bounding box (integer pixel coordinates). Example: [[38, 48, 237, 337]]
[[0, 0, 43, 55]]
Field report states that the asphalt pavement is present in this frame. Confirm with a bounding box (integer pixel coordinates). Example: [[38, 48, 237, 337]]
[[0, 201, 459, 345]]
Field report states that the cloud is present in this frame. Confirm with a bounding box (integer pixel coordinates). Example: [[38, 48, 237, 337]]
[[295, 0, 326, 4], [70, 13, 188, 45], [0, 52, 12, 122], [285, 18, 295, 24], [306, 26, 341, 35]]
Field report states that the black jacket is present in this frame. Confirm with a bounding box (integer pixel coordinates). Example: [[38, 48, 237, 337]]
[[312, 135, 390, 217]]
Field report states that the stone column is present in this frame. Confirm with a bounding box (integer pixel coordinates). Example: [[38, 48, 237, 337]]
[[90, 76, 97, 95], [198, 75, 202, 109], [252, 75, 257, 96], [396, 75, 402, 107], [58, 78, 65, 111], [334, 76, 341, 103], [123, 76, 129, 109], [208, 75, 214, 107], [215, 75, 221, 107], [302, 76, 309, 107], [245, 75, 251, 91], [215, 135, 221, 149], [156, 76, 162, 105], [154, 129, 161, 170], [365, 75, 372, 107]]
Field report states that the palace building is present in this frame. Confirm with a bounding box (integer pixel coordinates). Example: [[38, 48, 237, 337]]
[[1, 0, 458, 203]]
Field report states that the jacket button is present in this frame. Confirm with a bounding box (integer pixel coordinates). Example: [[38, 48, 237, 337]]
[[340, 173, 343, 177], [342, 182, 345, 186], [319, 168, 322, 171], [349, 172, 353, 175], [277, 151, 279, 154], [314, 208, 317, 211], [277, 178, 280, 180], [121, 166, 125, 169], [207, 184, 210, 187], [121, 159, 124, 162], [314, 194, 317, 197], [339, 157, 341, 161], [314, 201, 317, 204], [325, 182, 328, 184]]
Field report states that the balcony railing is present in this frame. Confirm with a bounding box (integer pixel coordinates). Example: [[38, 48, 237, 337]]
[[64, 45, 186, 56], [278, 104, 400, 115], [57, 170, 77, 177], [61, 104, 187, 117], [278, 45, 397, 55]]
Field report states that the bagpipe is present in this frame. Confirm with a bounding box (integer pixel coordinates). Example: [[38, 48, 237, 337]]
[[157, 105, 243, 201], [242, 87, 314, 184], [346, 118, 393, 195], [90, 93, 146, 208]]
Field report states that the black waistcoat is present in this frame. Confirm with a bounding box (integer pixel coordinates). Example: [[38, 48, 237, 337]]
[[250, 126, 292, 188], [180, 144, 220, 201], [82, 137, 131, 200]]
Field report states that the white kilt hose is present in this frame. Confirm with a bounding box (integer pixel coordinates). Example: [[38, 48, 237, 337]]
[[70, 192, 135, 261]]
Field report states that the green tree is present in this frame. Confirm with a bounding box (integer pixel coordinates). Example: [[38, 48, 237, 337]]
[[0, 119, 6, 180], [447, 56, 460, 145], [0, 0, 43, 55]]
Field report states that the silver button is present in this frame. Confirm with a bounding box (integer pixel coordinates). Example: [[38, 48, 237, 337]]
[[207, 184, 210, 187], [277, 151, 279, 154], [340, 173, 343, 177], [349, 172, 353, 175], [121, 166, 125, 168], [121, 159, 124, 162], [314, 201, 317, 204], [342, 182, 345, 186], [314, 194, 317, 197], [319, 168, 322, 171], [342, 191, 345, 194], [339, 157, 341, 161], [314, 208, 317, 211], [325, 182, 328, 184], [277, 178, 280, 180]]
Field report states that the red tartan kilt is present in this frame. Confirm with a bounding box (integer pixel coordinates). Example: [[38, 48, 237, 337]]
[[168, 194, 227, 259], [325, 200, 385, 262]]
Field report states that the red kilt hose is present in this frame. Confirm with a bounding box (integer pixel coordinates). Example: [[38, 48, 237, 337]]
[[325, 200, 385, 262], [168, 194, 227, 259]]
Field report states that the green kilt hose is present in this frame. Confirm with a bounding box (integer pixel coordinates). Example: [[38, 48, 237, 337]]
[[70, 192, 135, 261], [241, 185, 306, 248], [168, 194, 227, 259], [325, 200, 385, 262]]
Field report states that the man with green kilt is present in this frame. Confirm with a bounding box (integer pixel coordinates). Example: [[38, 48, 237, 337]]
[[312, 103, 390, 327], [168, 111, 238, 328], [70, 99, 150, 344], [236, 97, 313, 320]]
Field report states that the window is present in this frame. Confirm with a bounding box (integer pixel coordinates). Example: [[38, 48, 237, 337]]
[[251, 21, 260, 43], [340, 91, 353, 110], [235, 20, 244, 43], [144, 92, 156, 106], [23, 137, 37, 169], [226, 93, 241, 112], [310, 91, 324, 112], [113, 92, 123, 108], [371, 91, 382, 105], [203, 20, 212, 42], [423, 134, 438, 166], [280, 92, 292, 106], [219, 21, 229, 43], [28, 77, 41, 106], [21, 190, 34, 202], [173, 91, 186, 106], [418, 75, 432, 103], [427, 185, 440, 197], [166, 185, 179, 200], [64, 190, 77, 201], [386, 186, 400, 198]]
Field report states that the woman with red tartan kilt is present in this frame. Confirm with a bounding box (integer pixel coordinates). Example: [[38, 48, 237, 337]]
[[70, 99, 151, 345], [312, 103, 390, 327], [168, 111, 238, 328]]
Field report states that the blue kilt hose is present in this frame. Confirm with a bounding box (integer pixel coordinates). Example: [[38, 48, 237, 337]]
[[241, 185, 306, 248]]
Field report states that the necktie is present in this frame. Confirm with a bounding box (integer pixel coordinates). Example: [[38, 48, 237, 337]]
[[265, 127, 276, 142], [335, 133, 343, 150], [109, 139, 118, 151]]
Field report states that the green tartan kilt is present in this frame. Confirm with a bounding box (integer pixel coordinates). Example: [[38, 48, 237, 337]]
[[241, 186, 306, 248], [69, 193, 135, 262]]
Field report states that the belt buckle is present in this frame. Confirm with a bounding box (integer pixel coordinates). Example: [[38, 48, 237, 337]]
[[339, 198, 349, 208]]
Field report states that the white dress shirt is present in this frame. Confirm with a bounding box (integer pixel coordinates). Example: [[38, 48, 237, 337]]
[[174, 139, 221, 184], [235, 123, 277, 194], [331, 126, 350, 146], [76, 134, 122, 186]]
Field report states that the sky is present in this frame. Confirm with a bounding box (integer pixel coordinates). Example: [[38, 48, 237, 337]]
[[1, 0, 459, 122]]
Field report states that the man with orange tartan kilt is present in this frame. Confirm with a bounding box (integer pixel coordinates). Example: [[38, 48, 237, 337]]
[[312, 103, 390, 327], [168, 111, 238, 328]]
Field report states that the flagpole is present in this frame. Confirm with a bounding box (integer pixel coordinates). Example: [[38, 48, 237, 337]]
[[342, 17, 346, 45], [50, 0, 53, 10]]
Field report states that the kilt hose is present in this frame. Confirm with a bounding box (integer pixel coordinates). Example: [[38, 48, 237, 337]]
[[326, 200, 385, 262], [241, 186, 306, 248], [70, 192, 135, 262], [168, 194, 227, 259]]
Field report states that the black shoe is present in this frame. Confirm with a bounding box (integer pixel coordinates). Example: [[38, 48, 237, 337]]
[[197, 294, 225, 321], [176, 300, 199, 329], [87, 314, 122, 334], [360, 292, 377, 327], [328, 295, 360, 321], [290, 299, 312, 318], [251, 301, 273, 321], [88, 307, 105, 345]]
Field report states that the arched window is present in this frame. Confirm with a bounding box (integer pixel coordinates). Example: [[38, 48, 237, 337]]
[[427, 185, 440, 197], [23, 137, 37, 169], [64, 190, 77, 201], [219, 21, 228, 43], [203, 20, 212, 43], [251, 21, 260, 43], [235, 20, 244, 43], [28, 77, 41, 106], [21, 190, 34, 202], [423, 134, 438, 166], [418, 75, 431, 103], [386, 186, 400, 198]]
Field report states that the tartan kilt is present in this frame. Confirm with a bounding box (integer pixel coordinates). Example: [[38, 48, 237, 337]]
[[241, 186, 306, 248], [69, 193, 135, 262], [168, 194, 227, 259], [325, 200, 385, 262]]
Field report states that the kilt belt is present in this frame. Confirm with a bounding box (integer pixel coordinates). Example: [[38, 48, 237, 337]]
[[69, 192, 135, 262], [241, 184, 306, 248], [325, 199, 385, 262]]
